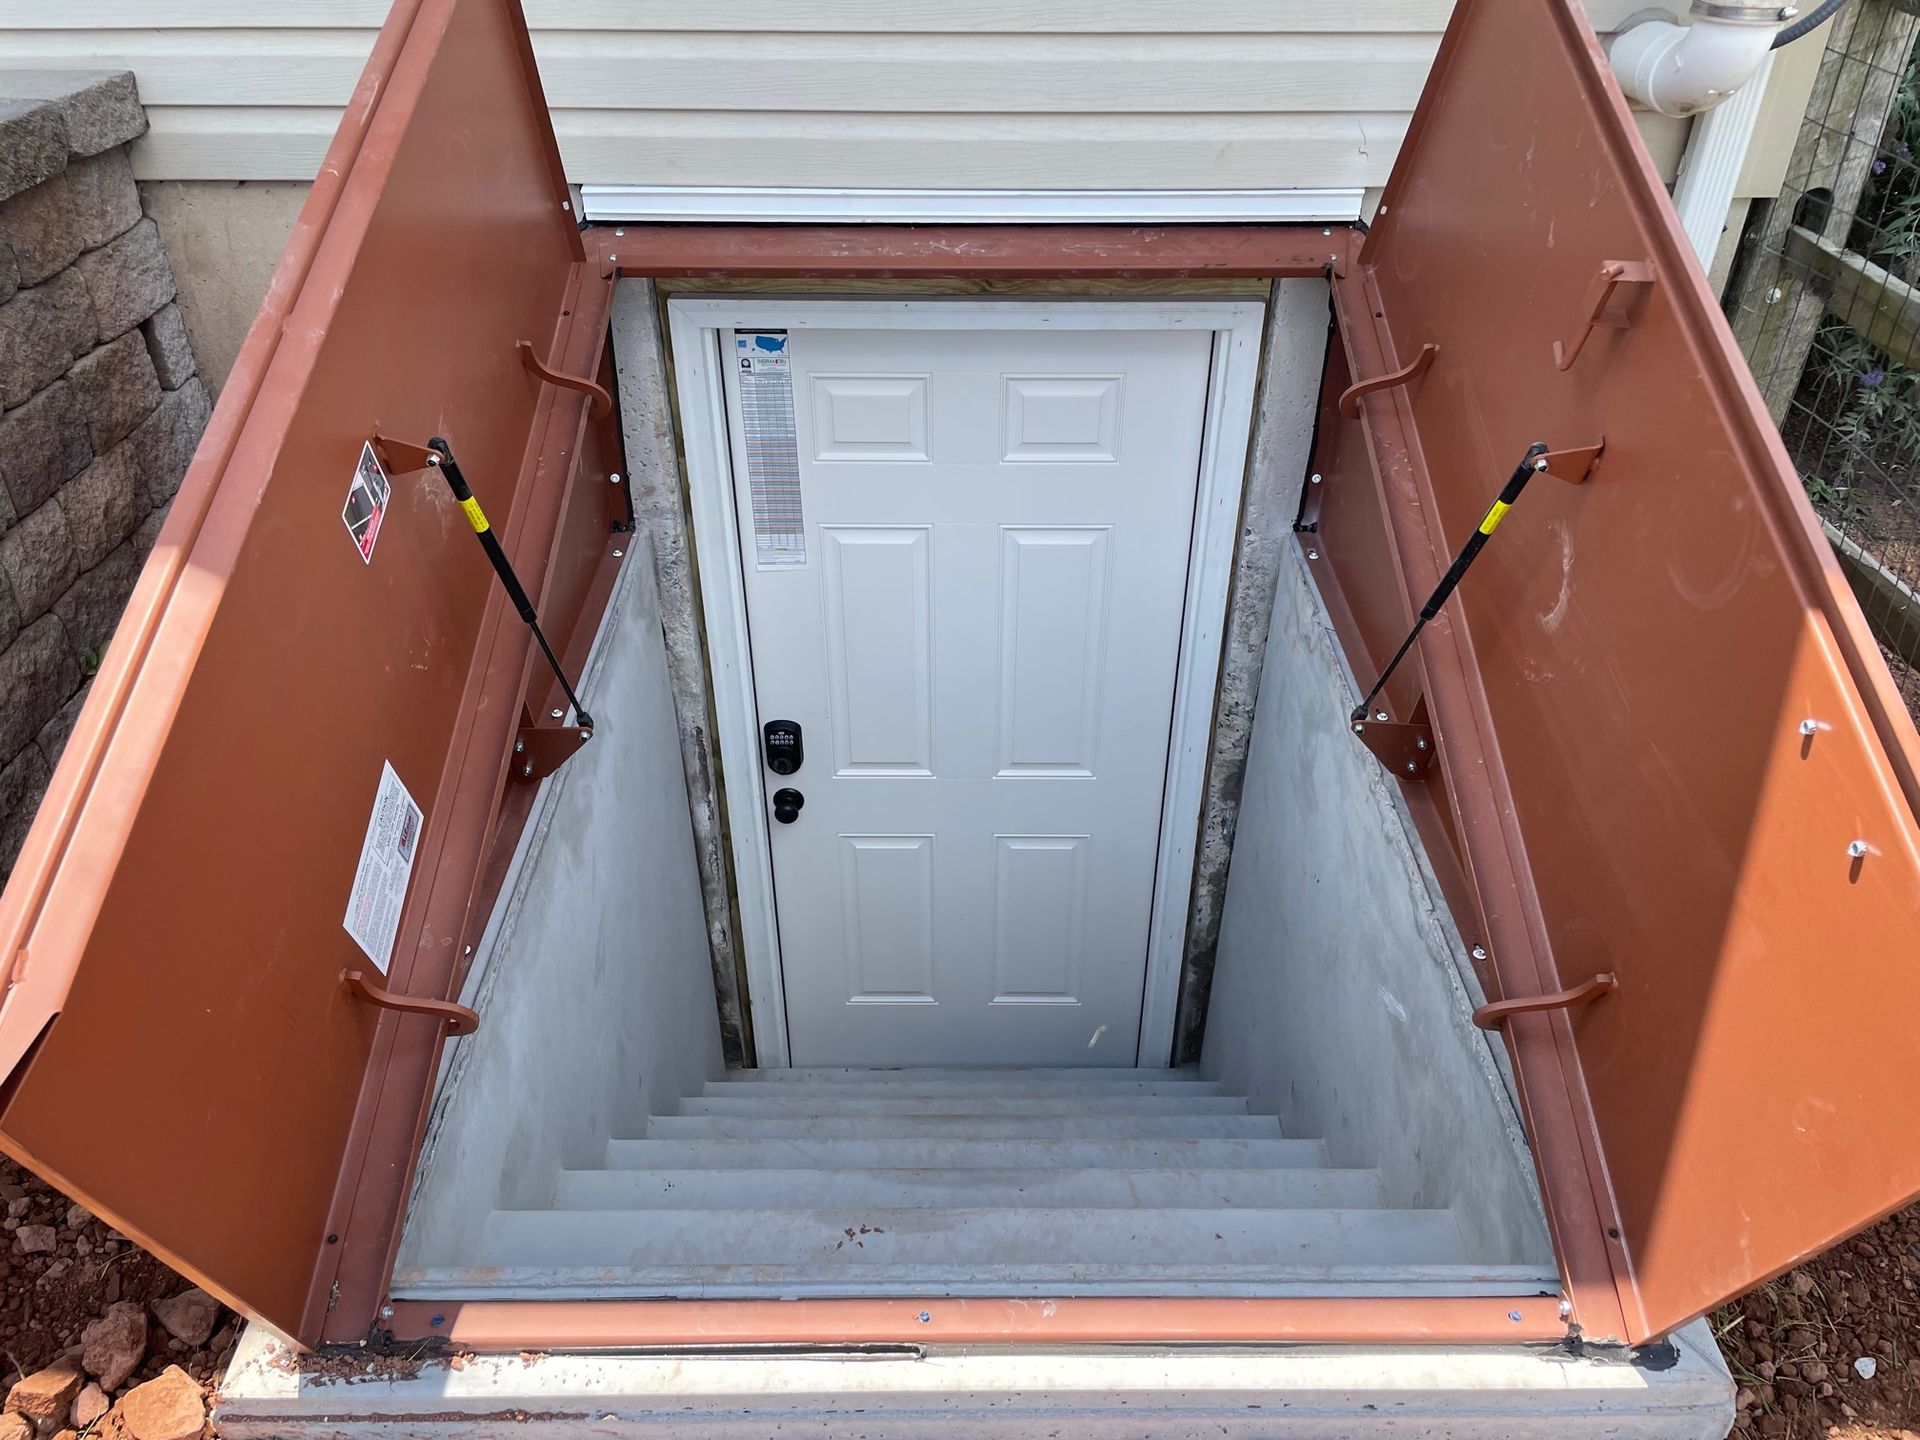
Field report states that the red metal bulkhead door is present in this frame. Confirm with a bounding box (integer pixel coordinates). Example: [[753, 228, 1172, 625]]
[[0, 0, 602, 1343], [1349, 0, 1920, 1340]]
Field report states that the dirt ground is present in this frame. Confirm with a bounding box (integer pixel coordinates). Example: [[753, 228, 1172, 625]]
[[0, 1154, 233, 1436], [1716, 1203, 1920, 1438]]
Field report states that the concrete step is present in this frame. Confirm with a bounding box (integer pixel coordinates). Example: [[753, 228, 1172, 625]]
[[603, 1135, 1333, 1170], [477, 1205, 1469, 1271], [554, 1165, 1383, 1211], [638, 1113, 1283, 1141], [701, 1075, 1224, 1099], [678, 1093, 1251, 1117], [393, 1260, 1553, 1301], [723, 1067, 1201, 1085]]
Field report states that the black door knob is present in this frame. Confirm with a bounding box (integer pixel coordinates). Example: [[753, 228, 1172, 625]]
[[772, 788, 805, 824]]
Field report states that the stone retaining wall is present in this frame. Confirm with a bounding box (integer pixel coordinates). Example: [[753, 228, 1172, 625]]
[[0, 72, 211, 878]]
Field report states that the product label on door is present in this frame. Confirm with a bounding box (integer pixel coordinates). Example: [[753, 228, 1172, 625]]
[[341, 440, 391, 564], [735, 330, 806, 568], [342, 760, 423, 975]]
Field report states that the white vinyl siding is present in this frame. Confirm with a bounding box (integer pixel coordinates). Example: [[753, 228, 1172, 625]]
[[0, 1, 1688, 189]]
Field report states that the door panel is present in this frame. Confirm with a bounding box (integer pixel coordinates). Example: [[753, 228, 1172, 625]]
[[727, 321, 1214, 1067], [0, 0, 600, 1343], [1341, 0, 1920, 1342]]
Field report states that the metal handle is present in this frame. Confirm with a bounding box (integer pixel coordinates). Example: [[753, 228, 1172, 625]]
[[1471, 973, 1617, 1031]]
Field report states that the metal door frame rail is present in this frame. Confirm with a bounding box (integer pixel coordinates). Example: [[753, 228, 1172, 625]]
[[368, 222, 1583, 1356]]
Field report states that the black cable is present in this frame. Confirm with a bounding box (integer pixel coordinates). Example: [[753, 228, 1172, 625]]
[[1773, 0, 1851, 49]]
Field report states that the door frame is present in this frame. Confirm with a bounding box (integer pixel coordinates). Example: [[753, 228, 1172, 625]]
[[666, 297, 1266, 1069]]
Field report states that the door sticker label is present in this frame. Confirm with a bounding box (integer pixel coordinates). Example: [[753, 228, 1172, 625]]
[[735, 330, 806, 569], [343, 761, 423, 975], [342, 440, 391, 564]]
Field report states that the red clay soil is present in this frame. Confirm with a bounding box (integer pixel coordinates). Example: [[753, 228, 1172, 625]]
[[1717, 1203, 1920, 1438], [0, 1154, 233, 1432]]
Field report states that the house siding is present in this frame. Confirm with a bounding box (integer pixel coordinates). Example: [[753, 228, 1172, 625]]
[[1, 0, 1689, 189]]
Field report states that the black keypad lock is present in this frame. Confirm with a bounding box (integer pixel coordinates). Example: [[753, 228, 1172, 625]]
[[763, 719, 804, 775]]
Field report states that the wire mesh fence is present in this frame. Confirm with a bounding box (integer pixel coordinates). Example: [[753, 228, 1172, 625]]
[[1725, 0, 1920, 716]]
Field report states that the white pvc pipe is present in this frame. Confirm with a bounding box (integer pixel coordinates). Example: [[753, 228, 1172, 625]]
[[1609, 11, 1782, 117]]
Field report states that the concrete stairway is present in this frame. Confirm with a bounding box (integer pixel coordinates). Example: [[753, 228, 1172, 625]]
[[408, 1068, 1550, 1300]]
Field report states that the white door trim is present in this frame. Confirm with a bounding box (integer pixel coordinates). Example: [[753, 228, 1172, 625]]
[[665, 297, 1266, 1069], [584, 185, 1364, 225]]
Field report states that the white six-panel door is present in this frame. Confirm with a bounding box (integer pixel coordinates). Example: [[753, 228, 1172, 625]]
[[718, 318, 1217, 1067]]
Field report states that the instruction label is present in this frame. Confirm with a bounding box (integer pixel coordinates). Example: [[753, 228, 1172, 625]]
[[342, 440, 391, 564], [735, 330, 806, 568], [343, 761, 423, 975]]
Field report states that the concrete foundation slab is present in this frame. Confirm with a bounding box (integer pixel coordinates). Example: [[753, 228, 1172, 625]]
[[216, 1316, 1734, 1439]]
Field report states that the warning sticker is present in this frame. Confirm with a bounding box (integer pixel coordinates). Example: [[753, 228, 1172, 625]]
[[343, 761, 423, 975], [735, 330, 806, 569], [342, 440, 391, 564]]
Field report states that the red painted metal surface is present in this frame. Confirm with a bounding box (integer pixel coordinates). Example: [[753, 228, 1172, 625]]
[[0, 0, 618, 1345], [596, 223, 1353, 279], [1313, 0, 1920, 1343], [387, 1294, 1568, 1351]]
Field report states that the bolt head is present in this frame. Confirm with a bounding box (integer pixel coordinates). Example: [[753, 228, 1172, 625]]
[[1415, 737, 1428, 750], [1508, 1310, 1523, 1323], [1306, 548, 1320, 560], [380, 1304, 395, 1319], [1799, 718, 1819, 736], [514, 739, 525, 754], [1848, 839, 1870, 859], [609, 472, 622, 484], [1310, 473, 1323, 484], [1404, 761, 1418, 774], [1471, 945, 1488, 961], [1376, 710, 1389, 722], [612, 548, 624, 557], [560, 199, 571, 211], [581, 729, 592, 740], [551, 707, 564, 719], [615, 228, 625, 236], [522, 762, 534, 778], [1767, 286, 1784, 303], [1352, 722, 1366, 735]]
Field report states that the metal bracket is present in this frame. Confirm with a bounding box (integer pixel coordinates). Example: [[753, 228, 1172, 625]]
[[1351, 697, 1436, 779], [1539, 440, 1605, 484], [512, 721, 591, 783], [341, 969, 479, 1036], [1339, 342, 1437, 418], [1553, 261, 1656, 371], [370, 433, 437, 474], [517, 339, 613, 419], [1472, 972, 1617, 1031]]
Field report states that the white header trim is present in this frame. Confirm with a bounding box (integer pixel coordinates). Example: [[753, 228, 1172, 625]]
[[582, 185, 1365, 225]]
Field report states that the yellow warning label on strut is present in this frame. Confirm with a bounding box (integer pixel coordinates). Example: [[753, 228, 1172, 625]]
[[1478, 499, 1512, 536], [459, 496, 489, 533]]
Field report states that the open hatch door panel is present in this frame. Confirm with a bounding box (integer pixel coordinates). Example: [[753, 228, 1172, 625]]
[[0, 0, 621, 1345], [1317, 0, 1920, 1344]]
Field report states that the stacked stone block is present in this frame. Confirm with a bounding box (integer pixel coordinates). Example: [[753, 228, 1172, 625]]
[[0, 73, 212, 876]]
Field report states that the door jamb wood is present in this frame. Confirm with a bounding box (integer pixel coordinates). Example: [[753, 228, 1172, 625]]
[[664, 296, 1266, 1069]]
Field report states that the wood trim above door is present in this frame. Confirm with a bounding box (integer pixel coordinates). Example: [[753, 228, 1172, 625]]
[[660, 297, 1266, 1069]]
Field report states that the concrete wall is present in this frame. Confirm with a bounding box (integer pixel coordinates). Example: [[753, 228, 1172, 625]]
[[1201, 541, 1553, 1267], [398, 541, 725, 1269], [139, 179, 305, 394], [0, 71, 211, 882]]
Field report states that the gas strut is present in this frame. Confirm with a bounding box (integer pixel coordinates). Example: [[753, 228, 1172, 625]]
[[426, 437, 594, 737], [1349, 441, 1550, 726]]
